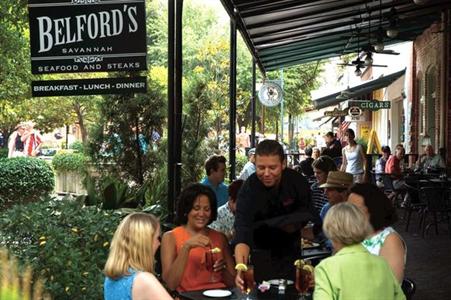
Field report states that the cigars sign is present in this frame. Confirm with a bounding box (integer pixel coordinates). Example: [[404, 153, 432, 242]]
[[28, 0, 147, 74]]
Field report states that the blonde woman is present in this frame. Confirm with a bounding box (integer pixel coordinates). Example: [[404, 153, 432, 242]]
[[314, 203, 405, 300], [104, 213, 173, 300]]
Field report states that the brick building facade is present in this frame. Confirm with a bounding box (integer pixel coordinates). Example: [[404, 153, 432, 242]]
[[409, 10, 451, 164]]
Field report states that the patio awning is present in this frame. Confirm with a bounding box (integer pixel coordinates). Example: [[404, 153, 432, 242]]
[[312, 68, 405, 109], [219, 0, 450, 74]]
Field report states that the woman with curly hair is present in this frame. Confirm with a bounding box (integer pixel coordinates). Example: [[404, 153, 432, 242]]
[[160, 183, 235, 292]]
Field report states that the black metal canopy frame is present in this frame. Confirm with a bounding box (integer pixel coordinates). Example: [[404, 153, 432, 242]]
[[219, 0, 451, 74]]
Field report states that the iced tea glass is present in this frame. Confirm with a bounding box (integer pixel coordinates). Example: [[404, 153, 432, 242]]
[[295, 261, 313, 299], [205, 248, 218, 282], [240, 265, 255, 300]]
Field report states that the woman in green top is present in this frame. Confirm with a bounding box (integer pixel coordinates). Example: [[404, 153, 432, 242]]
[[314, 202, 405, 300]]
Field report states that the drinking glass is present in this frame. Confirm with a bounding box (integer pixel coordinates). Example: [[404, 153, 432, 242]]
[[240, 265, 255, 300], [295, 261, 313, 299], [205, 248, 218, 282]]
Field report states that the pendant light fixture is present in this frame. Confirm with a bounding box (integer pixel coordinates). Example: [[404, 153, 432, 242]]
[[374, 0, 384, 52], [386, 7, 398, 38], [364, 52, 373, 65], [354, 66, 362, 76]]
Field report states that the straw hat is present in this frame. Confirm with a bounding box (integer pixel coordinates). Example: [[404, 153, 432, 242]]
[[15, 122, 26, 129], [319, 171, 353, 189]]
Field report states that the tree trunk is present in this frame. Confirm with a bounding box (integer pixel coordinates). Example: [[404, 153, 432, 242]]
[[73, 102, 88, 144]]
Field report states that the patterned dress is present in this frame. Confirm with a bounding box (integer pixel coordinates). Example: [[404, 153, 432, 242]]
[[362, 227, 407, 262], [209, 203, 234, 236]]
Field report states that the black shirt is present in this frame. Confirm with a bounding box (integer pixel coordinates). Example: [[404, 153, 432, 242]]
[[15, 134, 24, 152], [321, 139, 342, 158], [234, 168, 317, 258]]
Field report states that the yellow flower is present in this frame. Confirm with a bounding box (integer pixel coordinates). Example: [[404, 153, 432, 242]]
[[103, 241, 109, 247], [71, 227, 79, 233], [39, 241, 46, 246]]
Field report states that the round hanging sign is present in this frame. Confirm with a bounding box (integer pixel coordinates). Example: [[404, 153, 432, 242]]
[[258, 82, 283, 107], [348, 106, 362, 117]]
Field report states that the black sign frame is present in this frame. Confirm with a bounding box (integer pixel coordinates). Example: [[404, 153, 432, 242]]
[[32, 77, 147, 97], [348, 100, 391, 111], [28, 0, 147, 74]]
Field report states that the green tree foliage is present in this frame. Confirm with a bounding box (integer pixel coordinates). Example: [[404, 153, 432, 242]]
[[87, 71, 166, 184]]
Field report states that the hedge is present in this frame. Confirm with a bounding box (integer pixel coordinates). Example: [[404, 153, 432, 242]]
[[0, 157, 54, 209]]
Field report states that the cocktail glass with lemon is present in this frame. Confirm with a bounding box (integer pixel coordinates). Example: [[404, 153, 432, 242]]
[[294, 259, 314, 299], [205, 247, 221, 282], [235, 263, 255, 300]]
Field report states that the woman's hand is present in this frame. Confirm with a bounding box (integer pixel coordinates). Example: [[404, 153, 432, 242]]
[[213, 258, 227, 273], [235, 271, 244, 291], [183, 233, 210, 250]]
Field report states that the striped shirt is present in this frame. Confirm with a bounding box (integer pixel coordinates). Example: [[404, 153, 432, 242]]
[[311, 182, 328, 215]]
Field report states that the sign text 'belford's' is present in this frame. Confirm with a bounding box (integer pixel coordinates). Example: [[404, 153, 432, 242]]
[[28, 0, 147, 74]]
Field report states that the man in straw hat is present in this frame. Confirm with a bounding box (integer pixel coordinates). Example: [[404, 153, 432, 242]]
[[319, 171, 353, 221]]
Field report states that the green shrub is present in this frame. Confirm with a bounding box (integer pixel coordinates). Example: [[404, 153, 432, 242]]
[[52, 151, 87, 174], [0, 147, 8, 158], [69, 141, 84, 153], [0, 157, 54, 209], [78, 175, 144, 209], [0, 198, 124, 299]]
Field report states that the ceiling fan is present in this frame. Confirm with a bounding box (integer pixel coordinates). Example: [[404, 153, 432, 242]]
[[337, 54, 387, 76]]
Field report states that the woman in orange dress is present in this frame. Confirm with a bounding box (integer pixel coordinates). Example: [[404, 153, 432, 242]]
[[161, 183, 236, 292]]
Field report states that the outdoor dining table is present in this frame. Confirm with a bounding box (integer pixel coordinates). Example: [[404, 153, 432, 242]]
[[179, 285, 312, 300]]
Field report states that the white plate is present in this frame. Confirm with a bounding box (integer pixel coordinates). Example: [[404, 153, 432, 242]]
[[202, 289, 232, 297], [302, 242, 320, 248], [268, 279, 294, 285]]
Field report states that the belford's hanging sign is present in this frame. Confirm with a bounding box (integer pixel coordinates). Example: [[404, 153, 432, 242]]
[[28, 0, 147, 74]]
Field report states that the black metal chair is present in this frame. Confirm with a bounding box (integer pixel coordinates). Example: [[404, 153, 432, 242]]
[[377, 173, 407, 207], [401, 277, 416, 300], [418, 186, 451, 238], [403, 183, 427, 232]]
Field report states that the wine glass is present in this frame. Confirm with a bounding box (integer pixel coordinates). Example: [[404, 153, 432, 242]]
[[205, 248, 218, 282], [239, 265, 255, 300], [295, 260, 313, 299]]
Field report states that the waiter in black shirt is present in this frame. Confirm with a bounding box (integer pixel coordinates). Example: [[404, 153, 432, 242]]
[[234, 140, 318, 287]]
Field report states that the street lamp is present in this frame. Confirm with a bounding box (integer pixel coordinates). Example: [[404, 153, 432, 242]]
[[421, 134, 431, 146]]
